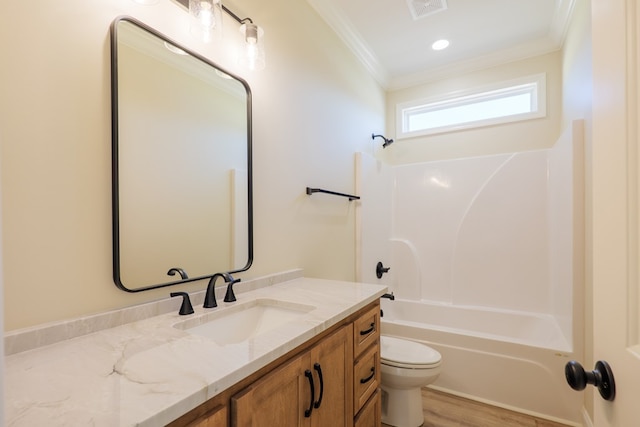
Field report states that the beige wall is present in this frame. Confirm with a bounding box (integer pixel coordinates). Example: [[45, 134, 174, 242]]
[[385, 51, 563, 165], [0, 0, 384, 331]]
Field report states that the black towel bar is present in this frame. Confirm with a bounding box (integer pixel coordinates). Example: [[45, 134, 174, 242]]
[[306, 187, 360, 201]]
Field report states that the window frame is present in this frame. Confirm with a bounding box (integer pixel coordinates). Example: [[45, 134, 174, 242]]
[[396, 73, 547, 139]]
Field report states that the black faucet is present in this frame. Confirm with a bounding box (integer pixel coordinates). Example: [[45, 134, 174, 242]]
[[167, 267, 189, 280], [170, 292, 194, 315], [204, 273, 241, 308], [224, 274, 241, 303]]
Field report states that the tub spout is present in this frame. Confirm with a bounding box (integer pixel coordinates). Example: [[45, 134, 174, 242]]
[[381, 292, 395, 300]]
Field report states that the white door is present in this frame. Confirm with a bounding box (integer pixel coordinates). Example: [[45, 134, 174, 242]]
[[591, 0, 640, 425]]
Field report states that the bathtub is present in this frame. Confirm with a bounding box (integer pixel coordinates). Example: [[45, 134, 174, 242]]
[[380, 298, 583, 425]]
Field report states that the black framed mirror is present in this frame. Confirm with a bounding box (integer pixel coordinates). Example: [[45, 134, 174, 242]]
[[111, 16, 253, 292]]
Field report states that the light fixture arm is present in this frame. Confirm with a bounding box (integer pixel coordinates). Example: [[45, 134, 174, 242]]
[[221, 4, 253, 25], [177, 0, 254, 25]]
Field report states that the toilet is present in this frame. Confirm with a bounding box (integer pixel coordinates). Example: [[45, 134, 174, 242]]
[[380, 336, 442, 427]]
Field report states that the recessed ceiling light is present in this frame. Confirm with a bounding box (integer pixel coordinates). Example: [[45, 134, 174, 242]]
[[431, 39, 450, 51]]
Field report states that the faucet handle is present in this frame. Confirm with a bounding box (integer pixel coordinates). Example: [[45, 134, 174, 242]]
[[170, 292, 194, 315], [376, 262, 390, 279], [224, 276, 241, 303]]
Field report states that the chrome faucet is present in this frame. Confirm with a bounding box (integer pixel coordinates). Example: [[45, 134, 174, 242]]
[[204, 272, 241, 308]]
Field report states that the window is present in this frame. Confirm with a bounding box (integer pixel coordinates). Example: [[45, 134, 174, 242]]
[[396, 74, 546, 139]]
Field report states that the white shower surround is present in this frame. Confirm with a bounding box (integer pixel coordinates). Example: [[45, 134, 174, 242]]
[[387, 122, 581, 350], [357, 120, 584, 423]]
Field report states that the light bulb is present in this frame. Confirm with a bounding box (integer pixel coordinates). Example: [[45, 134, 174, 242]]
[[244, 23, 258, 45], [198, 2, 213, 27], [239, 23, 265, 71], [189, 0, 222, 42]]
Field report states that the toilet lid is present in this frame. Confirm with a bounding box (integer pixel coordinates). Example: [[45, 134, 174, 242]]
[[380, 336, 441, 368]]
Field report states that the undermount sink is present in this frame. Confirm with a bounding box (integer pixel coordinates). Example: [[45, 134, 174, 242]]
[[175, 299, 316, 346]]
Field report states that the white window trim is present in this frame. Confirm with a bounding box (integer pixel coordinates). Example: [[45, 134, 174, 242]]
[[396, 73, 547, 139]]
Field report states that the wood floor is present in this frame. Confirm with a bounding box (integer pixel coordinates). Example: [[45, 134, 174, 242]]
[[382, 388, 571, 427]]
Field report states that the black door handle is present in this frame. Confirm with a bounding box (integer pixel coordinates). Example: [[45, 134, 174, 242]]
[[304, 369, 315, 417], [565, 360, 616, 401], [360, 367, 375, 384], [313, 363, 324, 409]]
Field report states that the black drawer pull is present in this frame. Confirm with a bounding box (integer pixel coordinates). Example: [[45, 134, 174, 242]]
[[313, 363, 324, 409], [359, 322, 375, 336], [360, 367, 375, 384], [304, 369, 315, 417]]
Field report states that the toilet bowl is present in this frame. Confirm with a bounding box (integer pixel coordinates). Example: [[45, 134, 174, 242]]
[[380, 335, 442, 427]]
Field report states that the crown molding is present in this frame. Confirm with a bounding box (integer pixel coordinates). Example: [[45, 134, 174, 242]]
[[306, 0, 389, 88], [307, 0, 575, 91]]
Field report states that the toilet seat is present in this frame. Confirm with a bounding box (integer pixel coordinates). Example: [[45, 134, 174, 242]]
[[381, 336, 442, 369]]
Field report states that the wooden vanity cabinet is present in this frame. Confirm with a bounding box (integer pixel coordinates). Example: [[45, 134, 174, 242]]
[[354, 390, 381, 427], [352, 303, 381, 425], [188, 405, 228, 427], [232, 352, 311, 426], [169, 301, 381, 427], [232, 324, 353, 426]]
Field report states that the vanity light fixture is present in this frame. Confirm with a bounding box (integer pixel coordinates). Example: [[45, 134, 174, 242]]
[[163, 41, 188, 55], [142, 0, 266, 70], [215, 69, 233, 79], [187, 0, 265, 70], [239, 22, 265, 71], [217, 5, 265, 71], [189, 0, 223, 42]]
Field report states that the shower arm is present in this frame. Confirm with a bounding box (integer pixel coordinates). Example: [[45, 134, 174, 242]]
[[372, 133, 394, 148]]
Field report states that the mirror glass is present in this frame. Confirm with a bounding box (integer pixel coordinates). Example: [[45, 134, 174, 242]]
[[111, 16, 253, 292]]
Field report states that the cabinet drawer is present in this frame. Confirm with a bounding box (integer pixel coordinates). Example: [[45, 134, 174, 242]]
[[354, 389, 381, 427], [353, 343, 379, 415], [353, 303, 380, 359]]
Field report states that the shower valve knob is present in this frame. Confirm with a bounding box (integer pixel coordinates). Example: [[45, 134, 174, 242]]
[[376, 262, 390, 279], [564, 360, 615, 401]]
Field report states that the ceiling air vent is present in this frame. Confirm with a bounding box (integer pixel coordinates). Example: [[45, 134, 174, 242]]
[[406, 0, 448, 20]]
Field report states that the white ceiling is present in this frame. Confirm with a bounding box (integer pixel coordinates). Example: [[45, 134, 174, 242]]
[[306, 0, 575, 90]]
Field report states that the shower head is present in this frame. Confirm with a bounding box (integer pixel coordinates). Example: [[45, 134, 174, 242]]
[[372, 133, 394, 148]]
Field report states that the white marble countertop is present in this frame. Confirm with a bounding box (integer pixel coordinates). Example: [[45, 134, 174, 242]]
[[5, 277, 386, 426]]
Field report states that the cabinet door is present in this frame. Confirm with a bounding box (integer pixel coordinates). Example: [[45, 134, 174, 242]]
[[309, 325, 353, 427], [189, 405, 227, 427], [232, 354, 312, 427]]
